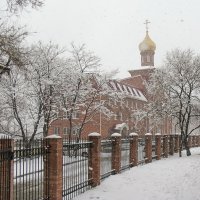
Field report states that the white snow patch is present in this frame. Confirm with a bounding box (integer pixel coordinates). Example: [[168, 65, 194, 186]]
[[46, 134, 62, 139], [111, 133, 121, 137], [129, 132, 138, 136], [88, 132, 101, 137], [155, 133, 161, 136], [74, 148, 200, 200], [145, 133, 152, 136]]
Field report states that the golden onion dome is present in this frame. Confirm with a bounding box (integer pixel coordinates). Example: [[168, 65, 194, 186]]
[[139, 31, 156, 52]]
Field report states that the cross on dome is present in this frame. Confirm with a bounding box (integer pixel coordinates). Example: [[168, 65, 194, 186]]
[[144, 19, 150, 32]]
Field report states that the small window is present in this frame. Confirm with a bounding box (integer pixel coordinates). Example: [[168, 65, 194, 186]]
[[63, 127, 68, 135], [54, 127, 60, 135]]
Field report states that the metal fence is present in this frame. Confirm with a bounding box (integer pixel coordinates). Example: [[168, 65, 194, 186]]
[[121, 138, 130, 171], [0, 137, 13, 200], [138, 137, 145, 164], [62, 138, 92, 200], [100, 139, 113, 180], [152, 137, 156, 159], [14, 139, 49, 200]]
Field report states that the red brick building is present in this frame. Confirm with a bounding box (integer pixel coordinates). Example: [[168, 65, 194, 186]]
[[48, 29, 172, 138]]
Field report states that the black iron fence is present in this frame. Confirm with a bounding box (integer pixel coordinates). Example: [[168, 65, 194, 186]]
[[0, 134, 198, 200], [138, 137, 145, 164], [121, 138, 130, 171], [62, 138, 92, 200], [100, 139, 113, 180], [14, 139, 49, 200]]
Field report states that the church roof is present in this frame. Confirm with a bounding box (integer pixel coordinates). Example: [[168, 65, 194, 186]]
[[108, 80, 147, 102]]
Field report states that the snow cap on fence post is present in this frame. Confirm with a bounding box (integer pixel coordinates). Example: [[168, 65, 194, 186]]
[[111, 133, 121, 137], [46, 134, 62, 139], [155, 133, 161, 136], [88, 132, 101, 187], [88, 132, 101, 137], [129, 132, 138, 136]]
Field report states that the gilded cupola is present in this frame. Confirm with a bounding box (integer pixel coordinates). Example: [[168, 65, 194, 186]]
[[139, 20, 156, 66]]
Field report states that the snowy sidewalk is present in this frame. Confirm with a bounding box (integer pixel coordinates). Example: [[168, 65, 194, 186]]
[[74, 148, 200, 200]]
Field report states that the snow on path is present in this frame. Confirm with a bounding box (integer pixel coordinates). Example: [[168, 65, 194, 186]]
[[74, 148, 200, 200]]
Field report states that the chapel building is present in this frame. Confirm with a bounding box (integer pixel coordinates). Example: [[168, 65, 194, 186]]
[[48, 24, 172, 138]]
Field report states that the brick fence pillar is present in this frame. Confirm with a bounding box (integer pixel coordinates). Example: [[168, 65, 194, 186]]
[[155, 133, 161, 160], [111, 133, 121, 174], [145, 133, 152, 163], [195, 135, 198, 147], [0, 137, 14, 200], [129, 133, 138, 167], [174, 134, 179, 153], [163, 135, 169, 158], [188, 136, 192, 148], [169, 135, 174, 155], [198, 135, 200, 147], [45, 135, 63, 200], [88, 132, 101, 187], [192, 135, 195, 147]]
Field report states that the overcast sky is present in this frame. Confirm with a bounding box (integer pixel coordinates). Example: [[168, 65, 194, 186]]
[[19, 0, 200, 78]]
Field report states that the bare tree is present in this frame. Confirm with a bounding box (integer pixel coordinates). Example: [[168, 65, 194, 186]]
[[58, 44, 117, 143], [3, 0, 43, 13], [148, 49, 200, 156], [0, 42, 66, 143]]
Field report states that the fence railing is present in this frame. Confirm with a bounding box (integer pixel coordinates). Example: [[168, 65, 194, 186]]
[[138, 137, 145, 164], [121, 138, 130, 171], [100, 139, 113, 180], [14, 139, 49, 200], [62, 138, 92, 200], [1, 133, 200, 200]]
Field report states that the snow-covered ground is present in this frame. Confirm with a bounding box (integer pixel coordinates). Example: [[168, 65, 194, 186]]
[[74, 148, 200, 200]]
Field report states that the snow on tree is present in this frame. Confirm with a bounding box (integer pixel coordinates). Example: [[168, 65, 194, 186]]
[[0, 42, 123, 144], [0, 42, 66, 143], [148, 49, 200, 156], [57, 44, 123, 142]]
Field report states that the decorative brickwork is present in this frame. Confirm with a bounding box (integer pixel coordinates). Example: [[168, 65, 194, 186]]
[[129, 133, 138, 166], [88, 133, 101, 187], [111, 133, 121, 174]]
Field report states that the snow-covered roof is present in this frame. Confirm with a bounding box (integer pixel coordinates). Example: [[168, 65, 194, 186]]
[[109, 80, 147, 102]]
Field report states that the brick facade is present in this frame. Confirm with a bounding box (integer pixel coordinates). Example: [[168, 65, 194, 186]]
[[48, 31, 172, 139]]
